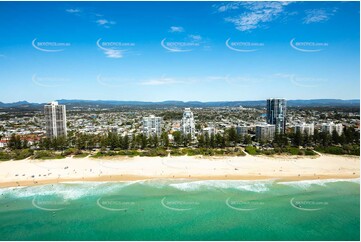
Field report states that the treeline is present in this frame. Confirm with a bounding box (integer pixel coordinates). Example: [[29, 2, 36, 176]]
[[278, 126, 360, 155], [4, 126, 360, 156]]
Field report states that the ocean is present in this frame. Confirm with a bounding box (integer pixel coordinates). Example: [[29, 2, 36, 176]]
[[0, 179, 359, 241]]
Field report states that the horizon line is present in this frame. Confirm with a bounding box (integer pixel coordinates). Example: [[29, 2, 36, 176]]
[[0, 98, 360, 105]]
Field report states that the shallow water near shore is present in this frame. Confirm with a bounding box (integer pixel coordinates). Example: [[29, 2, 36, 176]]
[[0, 179, 359, 240]]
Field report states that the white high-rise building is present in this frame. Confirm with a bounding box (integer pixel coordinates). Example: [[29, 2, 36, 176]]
[[294, 123, 314, 136], [181, 108, 195, 138], [321, 122, 343, 136], [256, 124, 275, 141], [143, 115, 162, 137], [44, 101, 67, 138]]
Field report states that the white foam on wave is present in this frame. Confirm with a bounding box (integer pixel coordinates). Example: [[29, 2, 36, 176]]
[[138, 178, 191, 189], [168, 180, 274, 193], [0, 181, 136, 200], [278, 178, 360, 189]]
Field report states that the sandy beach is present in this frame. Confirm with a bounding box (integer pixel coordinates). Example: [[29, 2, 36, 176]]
[[0, 154, 359, 188]]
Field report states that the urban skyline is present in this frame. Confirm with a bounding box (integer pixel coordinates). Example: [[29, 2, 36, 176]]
[[0, 1, 359, 241], [0, 1, 359, 103]]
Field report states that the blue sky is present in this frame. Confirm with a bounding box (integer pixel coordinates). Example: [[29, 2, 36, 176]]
[[0, 1, 359, 102]]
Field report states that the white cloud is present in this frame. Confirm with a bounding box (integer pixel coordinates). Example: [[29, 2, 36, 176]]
[[66, 8, 116, 28], [169, 26, 184, 33], [303, 8, 336, 24], [66, 8, 81, 13], [96, 19, 116, 28], [96, 19, 116, 25], [213, 2, 242, 13], [219, 2, 292, 31], [103, 49, 123, 58]]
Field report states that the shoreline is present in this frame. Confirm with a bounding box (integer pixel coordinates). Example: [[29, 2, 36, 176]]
[[0, 174, 359, 189], [0, 154, 359, 188]]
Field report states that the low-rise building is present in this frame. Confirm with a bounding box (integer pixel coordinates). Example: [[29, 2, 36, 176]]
[[202, 127, 216, 136], [236, 126, 249, 136]]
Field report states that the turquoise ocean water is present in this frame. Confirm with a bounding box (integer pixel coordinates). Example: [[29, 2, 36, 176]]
[[0, 178, 359, 241]]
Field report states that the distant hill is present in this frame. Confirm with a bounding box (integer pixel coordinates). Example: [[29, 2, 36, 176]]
[[0, 99, 359, 109]]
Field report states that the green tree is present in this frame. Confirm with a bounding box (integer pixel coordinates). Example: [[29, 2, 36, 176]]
[[204, 133, 210, 148], [173, 131, 182, 147], [122, 135, 129, 150], [141, 134, 148, 149], [152, 135, 159, 148], [228, 127, 237, 146], [294, 130, 303, 147], [197, 134, 205, 148], [161, 132, 169, 148], [244, 135, 252, 145], [303, 132, 310, 147], [215, 133, 225, 148], [210, 133, 216, 148], [9, 134, 22, 149], [320, 132, 332, 147], [332, 130, 340, 144]]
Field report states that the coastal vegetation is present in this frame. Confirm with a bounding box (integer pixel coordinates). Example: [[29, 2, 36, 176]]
[[0, 125, 359, 161]]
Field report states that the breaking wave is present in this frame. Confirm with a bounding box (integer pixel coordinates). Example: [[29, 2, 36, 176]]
[[278, 178, 360, 189]]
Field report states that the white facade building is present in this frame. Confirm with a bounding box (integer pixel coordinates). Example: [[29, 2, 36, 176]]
[[202, 127, 215, 136], [44, 101, 67, 138], [143, 115, 162, 137], [256, 124, 276, 141], [181, 108, 195, 138], [321, 122, 343, 136], [294, 123, 314, 136], [236, 126, 249, 136]]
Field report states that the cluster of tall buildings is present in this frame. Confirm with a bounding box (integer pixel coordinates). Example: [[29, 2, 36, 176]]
[[266, 98, 287, 134], [44, 98, 343, 144], [142, 108, 196, 138], [255, 98, 286, 141], [44, 101, 197, 140]]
